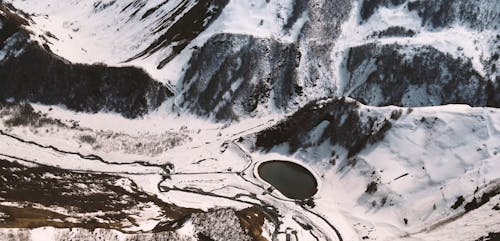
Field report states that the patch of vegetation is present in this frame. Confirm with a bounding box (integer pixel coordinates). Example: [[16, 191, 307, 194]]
[[197, 233, 216, 241], [370, 26, 416, 38], [346, 43, 490, 108], [0, 205, 83, 229], [0, 159, 195, 230], [360, 0, 407, 21], [0, 3, 29, 48], [78, 135, 96, 144], [390, 109, 403, 120], [451, 196, 465, 209], [493, 203, 500, 211], [365, 182, 378, 194], [0, 102, 65, 128], [181, 33, 300, 121], [0, 40, 172, 118], [475, 232, 500, 241], [464, 186, 500, 213], [255, 98, 393, 158], [93, 0, 117, 12]]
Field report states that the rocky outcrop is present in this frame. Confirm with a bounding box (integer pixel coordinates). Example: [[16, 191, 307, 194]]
[[343, 43, 498, 108], [0, 3, 30, 59], [0, 4, 172, 118], [126, 0, 230, 69], [179, 33, 302, 121], [255, 97, 394, 157]]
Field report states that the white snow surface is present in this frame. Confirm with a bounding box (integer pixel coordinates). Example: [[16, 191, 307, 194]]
[[4, 0, 301, 84], [0, 0, 499, 240], [331, 1, 497, 97], [0, 101, 499, 241]]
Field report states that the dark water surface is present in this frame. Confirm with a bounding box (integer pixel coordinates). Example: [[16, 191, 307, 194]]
[[258, 161, 318, 200]]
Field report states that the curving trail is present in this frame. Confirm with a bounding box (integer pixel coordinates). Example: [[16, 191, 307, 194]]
[[0, 128, 344, 241]]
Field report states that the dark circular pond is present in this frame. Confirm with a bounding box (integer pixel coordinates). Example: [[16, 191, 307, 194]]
[[257, 160, 318, 200]]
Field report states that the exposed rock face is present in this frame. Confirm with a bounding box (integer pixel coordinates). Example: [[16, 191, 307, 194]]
[[0, 44, 172, 118], [343, 43, 498, 108], [255, 97, 393, 157], [126, 0, 230, 69], [0, 4, 172, 118], [488, 77, 500, 107], [180, 33, 301, 120]]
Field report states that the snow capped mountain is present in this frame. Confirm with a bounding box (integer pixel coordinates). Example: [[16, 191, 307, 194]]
[[2, 0, 300, 82], [0, 3, 172, 118], [0, 0, 499, 241], [2, 0, 498, 118], [249, 97, 500, 240]]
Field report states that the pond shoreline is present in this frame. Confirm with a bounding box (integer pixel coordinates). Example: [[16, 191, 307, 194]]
[[256, 160, 318, 200]]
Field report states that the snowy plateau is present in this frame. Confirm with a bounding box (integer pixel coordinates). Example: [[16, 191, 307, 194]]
[[0, 0, 499, 241]]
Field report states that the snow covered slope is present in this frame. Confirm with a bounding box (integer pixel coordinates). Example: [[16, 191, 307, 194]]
[[2, 0, 300, 83], [3, 0, 498, 119], [251, 97, 500, 240], [0, 3, 172, 118], [0, 0, 499, 241]]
